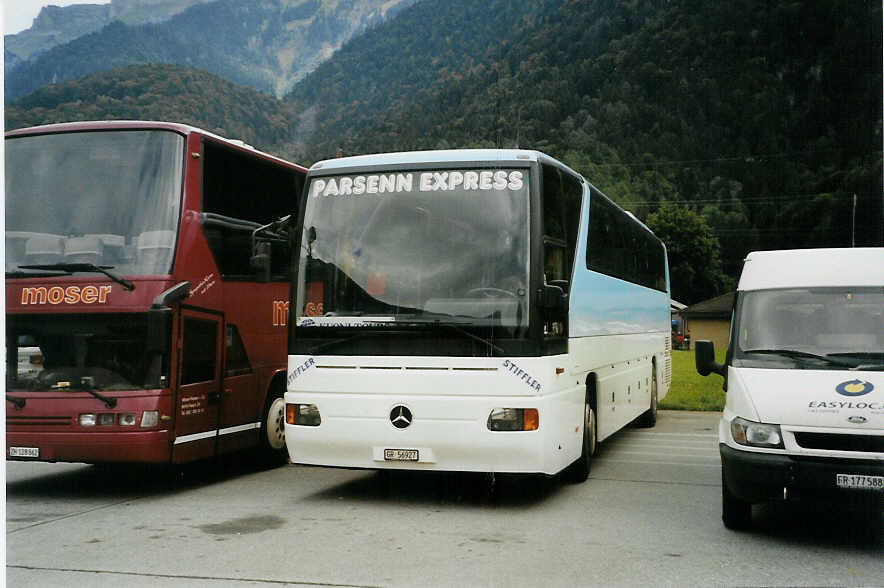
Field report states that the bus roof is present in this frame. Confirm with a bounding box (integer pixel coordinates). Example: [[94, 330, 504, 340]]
[[309, 149, 582, 178], [5, 120, 305, 170], [738, 248, 884, 291]]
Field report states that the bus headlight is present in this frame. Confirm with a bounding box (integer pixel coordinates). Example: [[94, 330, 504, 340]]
[[141, 411, 159, 428], [118, 413, 137, 426], [287, 403, 321, 426], [730, 417, 783, 448], [487, 408, 539, 431], [79, 414, 97, 427]]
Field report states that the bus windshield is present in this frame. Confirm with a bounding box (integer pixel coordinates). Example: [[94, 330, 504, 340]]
[[296, 168, 530, 328], [7, 314, 165, 392], [5, 130, 184, 276], [733, 287, 884, 370]]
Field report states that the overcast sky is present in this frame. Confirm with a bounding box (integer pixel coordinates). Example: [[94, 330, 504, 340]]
[[4, 0, 111, 35]]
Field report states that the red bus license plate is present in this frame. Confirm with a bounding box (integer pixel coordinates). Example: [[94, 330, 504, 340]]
[[384, 449, 418, 461], [9, 446, 39, 458]]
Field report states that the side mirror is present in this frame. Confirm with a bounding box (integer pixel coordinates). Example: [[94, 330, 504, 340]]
[[538, 284, 568, 312], [695, 340, 725, 377], [147, 307, 172, 355], [251, 241, 271, 282]]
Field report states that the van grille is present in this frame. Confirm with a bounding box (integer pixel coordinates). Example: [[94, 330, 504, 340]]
[[794, 432, 884, 453]]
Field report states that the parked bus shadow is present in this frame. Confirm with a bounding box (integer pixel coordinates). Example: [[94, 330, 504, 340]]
[[750, 498, 883, 550], [304, 469, 562, 507], [5, 453, 285, 500]]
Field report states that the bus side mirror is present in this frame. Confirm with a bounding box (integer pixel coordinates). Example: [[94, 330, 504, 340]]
[[538, 284, 568, 312], [147, 307, 172, 354], [251, 241, 271, 282], [695, 340, 725, 377]]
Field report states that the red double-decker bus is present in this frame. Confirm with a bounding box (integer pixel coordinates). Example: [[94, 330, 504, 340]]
[[5, 121, 306, 465]]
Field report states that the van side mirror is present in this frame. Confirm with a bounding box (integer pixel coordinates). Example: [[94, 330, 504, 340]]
[[695, 340, 725, 377]]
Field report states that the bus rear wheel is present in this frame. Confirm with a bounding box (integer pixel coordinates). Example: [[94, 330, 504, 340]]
[[259, 391, 288, 465], [564, 402, 596, 483], [636, 364, 658, 428]]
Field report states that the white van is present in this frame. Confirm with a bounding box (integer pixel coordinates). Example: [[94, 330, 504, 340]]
[[696, 248, 883, 529]]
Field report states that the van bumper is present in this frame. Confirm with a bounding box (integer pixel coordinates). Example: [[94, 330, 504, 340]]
[[720, 444, 884, 503]]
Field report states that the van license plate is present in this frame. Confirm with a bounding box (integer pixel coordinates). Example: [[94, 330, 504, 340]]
[[384, 449, 418, 461], [9, 446, 39, 458], [836, 474, 884, 491]]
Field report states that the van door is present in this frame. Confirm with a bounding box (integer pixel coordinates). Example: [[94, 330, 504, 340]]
[[172, 308, 223, 463]]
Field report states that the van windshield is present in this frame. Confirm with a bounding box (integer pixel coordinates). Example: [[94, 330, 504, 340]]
[[733, 287, 884, 370]]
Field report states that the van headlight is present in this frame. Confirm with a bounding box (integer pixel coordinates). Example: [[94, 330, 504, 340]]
[[730, 417, 784, 448]]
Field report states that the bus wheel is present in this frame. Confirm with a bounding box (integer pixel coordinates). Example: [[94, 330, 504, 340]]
[[722, 470, 752, 530], [259, 391, 288, 465], [564, 402, 595, 483], [636, 364, 658, 428]]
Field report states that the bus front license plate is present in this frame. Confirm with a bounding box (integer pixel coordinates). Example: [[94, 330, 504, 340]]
[[9, 446, 39, 458], [384, 449, 419, 461], [836, 474, 884, 491]]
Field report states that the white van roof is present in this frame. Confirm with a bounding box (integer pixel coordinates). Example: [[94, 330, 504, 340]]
[[738, 248, 884, 291]]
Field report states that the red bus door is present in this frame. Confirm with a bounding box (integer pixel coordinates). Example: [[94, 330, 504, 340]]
[[172, 308, 223, 463]]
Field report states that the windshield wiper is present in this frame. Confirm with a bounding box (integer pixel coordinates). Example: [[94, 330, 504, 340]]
[[743, 349, 855, 368], [827, 352, 884, 371], [17, 263, 135, 291], [7, 395, 26, 409], [51, 380, 117, 408], [308, 331, 388, 354]]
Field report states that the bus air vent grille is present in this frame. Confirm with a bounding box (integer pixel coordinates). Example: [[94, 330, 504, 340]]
[[7, 415, 72, 427]]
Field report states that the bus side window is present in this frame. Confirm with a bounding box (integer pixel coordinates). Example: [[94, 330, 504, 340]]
[[201, 140, 296, 280], [225, 324, 252, 377], [541, 164, 581, 288], [181, 318, 217, 385]]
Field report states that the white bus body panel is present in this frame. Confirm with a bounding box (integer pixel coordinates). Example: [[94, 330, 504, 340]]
[[285, 354, 585, 474]]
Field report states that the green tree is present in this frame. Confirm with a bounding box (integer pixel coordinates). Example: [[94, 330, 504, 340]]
[[646, 203, 728, 304]]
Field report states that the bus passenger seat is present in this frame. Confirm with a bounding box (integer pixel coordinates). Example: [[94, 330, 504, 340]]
[[65, 236, 104, 265], [137, 230, 175, 269], [24, 234, 64, 265]]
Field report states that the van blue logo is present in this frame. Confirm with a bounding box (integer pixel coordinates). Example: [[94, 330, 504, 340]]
[[835, 380, 874, 397]]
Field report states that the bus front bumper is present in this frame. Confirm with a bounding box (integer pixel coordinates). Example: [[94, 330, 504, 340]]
[[6, 430, 173, 464], [285, 392, 581, 475]]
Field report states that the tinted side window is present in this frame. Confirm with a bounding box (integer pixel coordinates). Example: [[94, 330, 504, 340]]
[[541, 164, 582, 286], [181, 318, 217, 385], [587, 191, 666, 292], [201, 140, 300, 280], [225, 324, 251, 377]]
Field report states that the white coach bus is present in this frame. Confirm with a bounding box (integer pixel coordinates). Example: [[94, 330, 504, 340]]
[[284, 149, 671, 480]]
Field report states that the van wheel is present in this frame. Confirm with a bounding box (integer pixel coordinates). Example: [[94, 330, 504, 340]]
[[636, 364, 658, 428], [722, 470, 752, 530], [564, 402, 596, 483], [259, 391, 288, 465]]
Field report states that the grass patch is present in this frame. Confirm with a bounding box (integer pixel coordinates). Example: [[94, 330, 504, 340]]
[[660, 349, 727, 411]]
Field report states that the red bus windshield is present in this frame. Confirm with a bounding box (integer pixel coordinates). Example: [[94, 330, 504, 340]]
[[5, 130, 184, 276]]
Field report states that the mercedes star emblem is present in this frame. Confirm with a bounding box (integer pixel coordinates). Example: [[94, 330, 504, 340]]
[[390, 405, 412, 429]]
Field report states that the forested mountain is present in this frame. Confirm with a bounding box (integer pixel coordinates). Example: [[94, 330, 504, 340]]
[[6, 0, 881, 302], [5, 64, 298, 153], [284, 0, 882, 300], [4, 0, 215, 74], [5, 0, 416, 101]]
